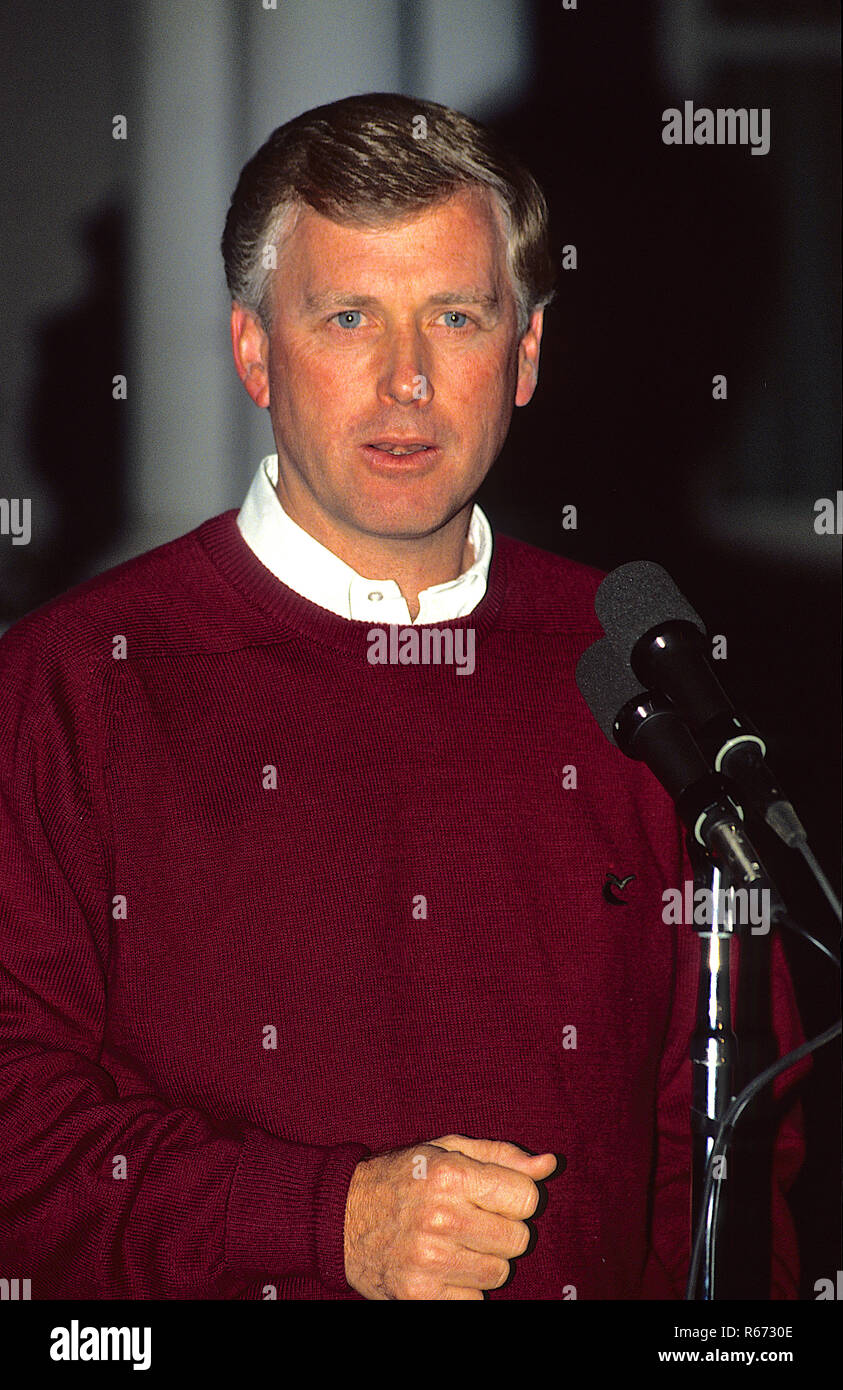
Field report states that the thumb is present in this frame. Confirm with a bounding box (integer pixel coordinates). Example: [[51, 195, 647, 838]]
[[430, 1134, 558, 1178]]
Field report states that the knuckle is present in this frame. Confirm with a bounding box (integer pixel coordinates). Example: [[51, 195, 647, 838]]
[[423, 1203, 455, 1235], [400, 1270, 434, 1300], [496, 1141, 521, 1163], [411, 1233, 443, 1269], [429, 1156, 462, 1194]]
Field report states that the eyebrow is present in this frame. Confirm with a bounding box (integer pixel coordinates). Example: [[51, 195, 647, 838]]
[[302, 289, 501, 313]]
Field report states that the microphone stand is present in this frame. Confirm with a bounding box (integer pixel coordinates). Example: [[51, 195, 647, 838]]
[[686, 836, 738, 1300], [571, 641, 785, 1296]]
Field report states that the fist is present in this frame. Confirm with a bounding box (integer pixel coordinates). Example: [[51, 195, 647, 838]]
[[343, 1133, 557, 1300]]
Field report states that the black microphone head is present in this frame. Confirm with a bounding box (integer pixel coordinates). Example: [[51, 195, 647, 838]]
[[575, 637, 648, 746], [594, 561, 706, 647]]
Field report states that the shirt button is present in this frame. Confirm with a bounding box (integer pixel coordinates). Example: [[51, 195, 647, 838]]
[[368, 591, 383, 602]]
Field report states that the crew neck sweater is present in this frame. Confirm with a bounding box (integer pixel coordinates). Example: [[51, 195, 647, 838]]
[[0, 511, 805, 1300]]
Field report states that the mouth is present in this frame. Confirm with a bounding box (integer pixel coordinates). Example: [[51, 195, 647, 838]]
[[367, 440, 436, 455], [362, 440, 439, 469]]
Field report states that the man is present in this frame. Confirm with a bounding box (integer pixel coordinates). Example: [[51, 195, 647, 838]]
[[0, 93, 805, 1300]]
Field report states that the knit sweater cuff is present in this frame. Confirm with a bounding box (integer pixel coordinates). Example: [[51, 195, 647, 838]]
[[225, 1127, 371, 1292]]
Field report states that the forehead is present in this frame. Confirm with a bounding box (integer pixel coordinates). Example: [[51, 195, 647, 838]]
[[275, 187, 511, 303]]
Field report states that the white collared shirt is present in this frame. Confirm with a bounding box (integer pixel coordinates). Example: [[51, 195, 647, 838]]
[[236, 453, 492, 624]]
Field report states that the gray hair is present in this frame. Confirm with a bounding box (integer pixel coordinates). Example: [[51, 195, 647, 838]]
[[222, 92, 555, 337]]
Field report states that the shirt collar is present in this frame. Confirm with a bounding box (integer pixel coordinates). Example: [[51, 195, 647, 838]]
[[236, 453, 492, 624]]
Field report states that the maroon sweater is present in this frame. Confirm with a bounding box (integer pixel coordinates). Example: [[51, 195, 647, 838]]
[[0, 512, 805, 1299]]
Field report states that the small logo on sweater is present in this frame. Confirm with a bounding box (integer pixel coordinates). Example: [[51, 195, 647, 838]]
[[603, 872, 635, 906], [366, 624, 475, 675]]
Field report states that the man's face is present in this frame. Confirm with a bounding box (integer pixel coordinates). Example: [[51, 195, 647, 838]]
[[232, 187, 542, 551]]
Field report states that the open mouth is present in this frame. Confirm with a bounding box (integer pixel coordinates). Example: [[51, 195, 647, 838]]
[[362, 441, 439, 467], [367, 442, 435, 456]]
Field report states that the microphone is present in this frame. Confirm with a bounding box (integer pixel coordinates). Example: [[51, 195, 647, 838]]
[[575, 637, 778, 896], [593, 561, 806, 848]]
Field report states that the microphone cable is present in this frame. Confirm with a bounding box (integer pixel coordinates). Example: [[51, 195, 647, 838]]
[[685, 913, 841, 1300]]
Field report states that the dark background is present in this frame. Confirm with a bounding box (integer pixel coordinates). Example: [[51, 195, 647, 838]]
[[0, 0, 839, 1299]]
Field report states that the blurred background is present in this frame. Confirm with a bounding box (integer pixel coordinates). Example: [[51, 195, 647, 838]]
[[0, 0, 839, 1298]]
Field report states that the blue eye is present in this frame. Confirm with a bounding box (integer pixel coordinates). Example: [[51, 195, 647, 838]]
[[442, 311, 469, 327], [334, 310, 363, 328]]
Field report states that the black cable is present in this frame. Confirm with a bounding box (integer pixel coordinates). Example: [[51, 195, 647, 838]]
[[796, 841, 842, 924], [685, 1018, 842, 1299], [774, 910, 841, 970], [687, 898, 840, 1296]]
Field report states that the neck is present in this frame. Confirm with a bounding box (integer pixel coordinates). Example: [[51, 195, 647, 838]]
[[395, 530, 476, 619], [273, 480, 475, 620]]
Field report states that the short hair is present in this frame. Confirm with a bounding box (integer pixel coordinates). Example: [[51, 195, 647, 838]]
[[221, 92, 555, 337]]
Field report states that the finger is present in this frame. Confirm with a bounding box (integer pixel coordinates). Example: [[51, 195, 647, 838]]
[[436, 1248, 510, 1290], [463, 1159, 543, 1221], [440, 1286, 484, 1300], [455, 1210, 532, 1261], [432, 1134, 557, 1178], [423, 1188, 531, 1260]]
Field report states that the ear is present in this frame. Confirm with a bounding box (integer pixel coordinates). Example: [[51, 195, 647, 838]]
[[514, 307, 544, 407], [230, 304, 270, 408]]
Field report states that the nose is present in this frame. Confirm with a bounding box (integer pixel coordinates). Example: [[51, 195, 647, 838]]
[[376, 326, 433, 405]]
